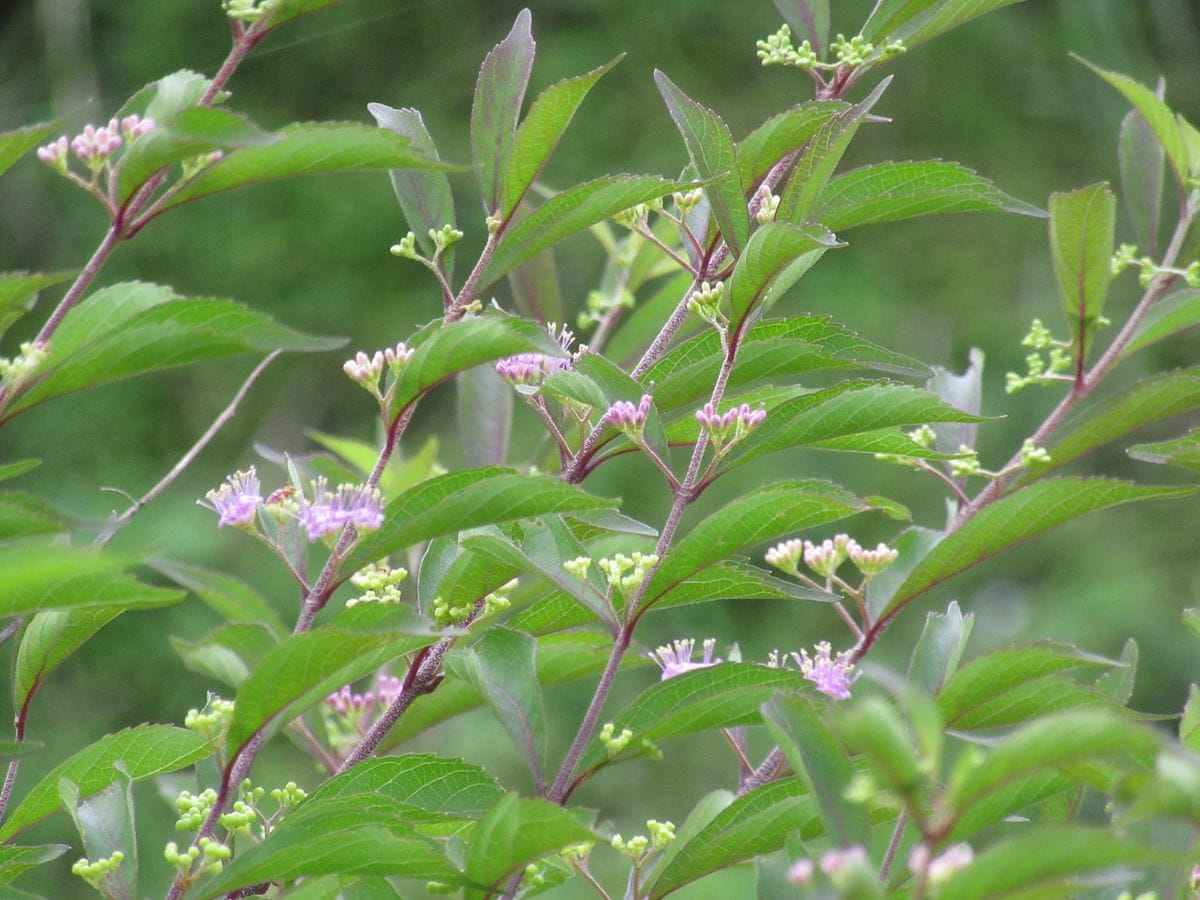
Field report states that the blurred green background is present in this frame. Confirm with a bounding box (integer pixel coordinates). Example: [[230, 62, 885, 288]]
[[1, 0, 1199, 895]]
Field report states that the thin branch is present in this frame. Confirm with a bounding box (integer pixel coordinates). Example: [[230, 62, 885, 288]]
[[738, 746, 786, 795], [880, 810, 909, 881]]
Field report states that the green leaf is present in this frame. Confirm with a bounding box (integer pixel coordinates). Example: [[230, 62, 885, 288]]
[[937, 643, 1120, 731], [1120, 288, 1200, 360], [0, 459, 40, 484], [646, 790, 733, 895], [1095, 637, 1138, 706], [777, 78, 889, 226], [60, 764, 137, 899], [738, 102, 846, 190], [305, 754, 503, 817], [1129, 428, 1200, 474], [654, 70, 748, 255], [644, 480, 865, 605], [861, 0, 939, 41], [259, 0, 349, 30], [1120, 105, 1166, 254], [449, 628, 547, 788], [1048, 182, 1116, 352], [0, 491, 69, 540], [1182, 685, 1200, 751], [880, 478, 1194, 619], [0, 543, 183, 619], [0, 844, 69, 886], [647, 778, 820, 898], [117, 106, 275, 202], [728, 222, 840, 328], [771, 0, 830, 57], [762, 693, 866, 846], [457, 365, 512, 467], [472, 9, 535, 215], [115, 70, 209, 127], [836, 697, 923, 797], [367, 104, 457, 270], [5, 281, 343, 418], [886, 0, 1031, 49], [908, 601, 974, 697], [814, 160, 1044, 231], [0, 270, 75, 339], [1076, 56, 1191, 189], [502, 57, 622, 218], [0, 726, 209, 840], [346, 466, 612, 573], [1038, 368, 1200, 475], [949, 710, 1158, 812], [464, 794, 596, 891], [578, 664, 809, 772], [149, 558, 287, 637], [163, 122, 455, 210], [480, 175, 689, 288], [197, 802, 459, 899], [227, 628, 434, 753], [169, 623, 277, 689], [0, 119, 65, 178], [13, 608, 126, 711], [727, 381, 983, 471]]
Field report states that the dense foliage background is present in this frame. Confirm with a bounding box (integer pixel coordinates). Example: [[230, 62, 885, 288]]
[[1, 0, 1198, 894]]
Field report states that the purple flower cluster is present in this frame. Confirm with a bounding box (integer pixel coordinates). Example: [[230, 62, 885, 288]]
[[296, 478, 384, 541], [495, 323, 580, 387], [39, 115, 155, 170], [649, 638, 722, 680], [198, 468, 262, 529], [794, 641, 857, 700], [602, 394, 653, 432], [694, 401, 767, 444], [324, 674, 403, 715]]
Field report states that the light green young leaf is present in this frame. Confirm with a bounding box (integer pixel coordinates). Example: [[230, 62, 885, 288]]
[[814, 160, 1044, 231], [367, 104, 457, 271], [1120, 288, 1200, 360], [887, 0, 1031, 49], [939, 825, 1178, 900], [0, 543, 183, 619], [13, 608, 126, 711], [0, 460, 40, 484], [654, 70, 748, 255], [449, 628, 547, 788], [643, 480, 865, 605], [502, 56, 622, 218], [1129, 428, 1200, 474], [776, 78, 890, 226], [0, 844, 70, 886], [737, 101, 846, 190], [647, 778, 821, 898], [1038, 368, 1200, 475], [727, 222, 841, 329], [1048, 182, 1115, 353], [5, 281, 343, 418], [1095, 637, 1138, 706], [472, 9, 535, 215], [1076, 56, 1191, 189], [879, 478, 1193, 619], [464, 794, 596, 892], [0, 119, 67, 178], [908, 600, 973, 697], [762, 693, 867, 847], [345, 467, 612, 573], [227, 628, 434, 753], [0, 270, 75, 339], [861, 0, 939, 41], [1120, 105, 1166, 255], [771, 0, 831, 57], [151, 558, 287, 636], [479, 175, 691, 288], [162, 122, 455, 211], [0, 726, 209, 840]]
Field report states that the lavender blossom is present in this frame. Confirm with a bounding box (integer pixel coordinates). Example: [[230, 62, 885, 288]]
[[602, 394, 653, 433], [649, 638, 722, 680], [295, 478, 384, 541], [198, 468, 262, 528], [793, 641, 858, 700]]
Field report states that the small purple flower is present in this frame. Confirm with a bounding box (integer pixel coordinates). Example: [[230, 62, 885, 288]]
[[119, 114, 156, 139], [375, 674, 403, 707], [70, 119, 122, 166], [295, 478, 384, 541], [603, 394, 653, 433], [324, 684, 373, 716], [199, 467, 262, 528], [819, 845, 868, 877], [694, 401, 766, 446], [495, 352, 572, 386], [36, 136, 69, 167], [649, 638, 722, 680], [793, 641, 858, 701]]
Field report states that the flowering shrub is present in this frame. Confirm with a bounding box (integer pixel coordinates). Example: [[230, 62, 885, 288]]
[[2, 0, 1200, 897]]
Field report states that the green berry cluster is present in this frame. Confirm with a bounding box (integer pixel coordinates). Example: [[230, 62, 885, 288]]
[[71, 851, 125, 892], [347, 562, 407, 607]]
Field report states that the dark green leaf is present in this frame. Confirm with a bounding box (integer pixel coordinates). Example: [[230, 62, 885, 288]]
[[647, 778, 821, 898], [644, 480, 865, 605], [150, 558, 287, 637], [457, 365, 512, 467], [1120, 288, 1200, 359], [0, 726, 209, 840], [368, 104, 457, 271], [762, 693, 866, 846], [449, 628, 547, 788], [305, 754, 503, 817], [13, 608, 126, 711], [503, 57, 622, 218], [654, 70, 748, 255], [0, 270, 75, 339], [908, 601, 973, 696], [888, 0, 1031, 50], [1039, 368, 1200, 475], [771, 0, 830, 57], [0, 844, 69, 886], [480, 175, 690, 288], [0, 119, 65, 178], [471, 9, 535, 215], [861, 0, 938, 41], [948, 771, 1076, 842], [880, 478, 1193, 619], [814, 160, 1044, 231], [346, 466, 612, 573], [261, 0, 350, 31], [1129, 428, 1200, 474], [0, 460, 40, 483], [1120, 105, 1165, 254], [1048, 183, 1116, 349], [464, 794, 595, 891], [737, 101, 846, 189], [227, 628, 434, 753], [728, 222, 840, 328], [163, 122, 455, 210]]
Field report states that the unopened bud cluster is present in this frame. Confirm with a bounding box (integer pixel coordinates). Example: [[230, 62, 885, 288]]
[[602, 394, 653, 438], [596, 551, 658, 595], [909, 842, 974, 891], [223, 0, 278, 22], [347, 563, 407, 607], [164, 836, 230, 876], [611, 819, 675, 863], [753, 184, 780, 224], [1112, 242, 1200, 288], [0, 341, 48, 391], [71, 851, 125, 891], [766, 533, 898, 581], [949, 438, 1050, 478], [38, 114, 155, 176], [1006, 318, 1076, 393], [430, 578, 517, 628], [184, 695, 235, 745], [343, 341, 414, 402], [599, 721, 634, 755], [612, 198, 663, 230], [694, 401, 766, 449], [756, 24, 904, 70], [686, 280, 726, 328]]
